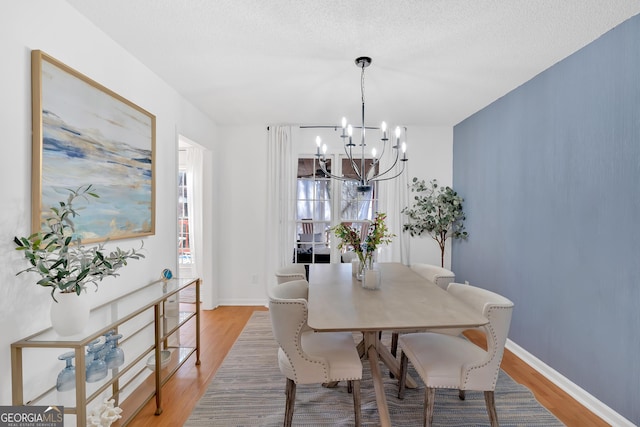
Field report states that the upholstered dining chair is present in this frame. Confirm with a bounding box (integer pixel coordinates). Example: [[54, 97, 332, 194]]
[[397, 283, 514, 427], [410, 263, 456, 289], [268, 279, 362, 427], [390, 264, 457, 357], [275, 264, 307, 284]]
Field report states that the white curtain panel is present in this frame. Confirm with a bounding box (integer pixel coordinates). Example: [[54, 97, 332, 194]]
[[266, 125, 296, 285], [185, 146, 204, 281], [378, 128, 410, 265]]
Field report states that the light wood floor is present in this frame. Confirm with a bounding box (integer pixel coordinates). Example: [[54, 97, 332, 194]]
[[125, 305, 608, 427]]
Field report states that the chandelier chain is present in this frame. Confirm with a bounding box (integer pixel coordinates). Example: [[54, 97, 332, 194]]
[[361, 64, 366, 111]]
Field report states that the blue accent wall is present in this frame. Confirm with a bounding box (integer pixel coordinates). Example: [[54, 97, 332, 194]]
[[452, 14, 640, 424]]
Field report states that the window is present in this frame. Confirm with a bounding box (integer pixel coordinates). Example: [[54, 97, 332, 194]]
[[294, 157, 332, 264], [293, 156, 378, 264], [337, 158, 378, 254], [178, 170, 192, 265], [339, 158, 379, 221]]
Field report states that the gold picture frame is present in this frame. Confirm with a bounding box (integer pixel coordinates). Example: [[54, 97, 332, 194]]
[[31, 50, 156, 242]]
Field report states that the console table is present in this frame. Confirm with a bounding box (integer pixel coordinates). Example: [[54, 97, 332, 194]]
[[11, 277, 200, 426]]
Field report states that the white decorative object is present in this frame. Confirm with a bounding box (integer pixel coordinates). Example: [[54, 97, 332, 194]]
[[146, 350, 172, 371], [50, 292, 90, 336], [87, 398, 122, 427]]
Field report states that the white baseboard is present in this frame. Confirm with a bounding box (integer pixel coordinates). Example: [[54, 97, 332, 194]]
[[216, 298, 268, 307], [505, 339, 636, 427]]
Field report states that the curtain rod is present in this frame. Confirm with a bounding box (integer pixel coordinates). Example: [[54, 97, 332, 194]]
[[267, 125, 381, 131], [300, 125, 380, 130]]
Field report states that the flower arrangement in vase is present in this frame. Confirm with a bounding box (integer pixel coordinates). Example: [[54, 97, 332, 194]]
[[13, 185, 145, 335], [332, 212, 395, 286]]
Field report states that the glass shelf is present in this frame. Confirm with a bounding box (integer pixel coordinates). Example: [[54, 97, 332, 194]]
[[11, 277, 201, 426], [17, 278, 196, 344]]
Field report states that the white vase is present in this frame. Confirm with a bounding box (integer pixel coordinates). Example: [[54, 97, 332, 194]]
[[50, 292, 90, 336]]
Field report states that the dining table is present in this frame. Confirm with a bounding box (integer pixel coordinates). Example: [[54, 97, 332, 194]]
[[307, 262, 488, 427]]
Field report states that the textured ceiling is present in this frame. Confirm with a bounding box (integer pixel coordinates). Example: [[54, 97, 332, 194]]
[[65, 0, 640, 127]]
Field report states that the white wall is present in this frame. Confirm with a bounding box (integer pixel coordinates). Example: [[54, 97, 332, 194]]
[[216, 125, 269, 305], [401, 126, 456, 269], [0, 0, 218, 409]]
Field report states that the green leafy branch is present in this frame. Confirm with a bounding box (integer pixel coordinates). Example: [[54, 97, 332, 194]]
[[14, 185, 145, 302]]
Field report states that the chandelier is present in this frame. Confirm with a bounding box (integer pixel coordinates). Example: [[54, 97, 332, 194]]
[[314, 56, 407, 192]]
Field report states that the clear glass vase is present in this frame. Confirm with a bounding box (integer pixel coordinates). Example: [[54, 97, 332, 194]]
[[362, 265, 382, 290], [355, 261, 363, 281], [351, 258, 360, 277], [355, 254, 380, 289], [357, 256, 380, 289], [355, 256, 370, 281]]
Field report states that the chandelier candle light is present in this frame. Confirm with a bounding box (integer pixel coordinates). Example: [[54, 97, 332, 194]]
[[315, 56, 407, 192]]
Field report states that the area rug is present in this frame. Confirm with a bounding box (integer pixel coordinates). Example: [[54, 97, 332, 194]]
[[185, 311, 564, 426]]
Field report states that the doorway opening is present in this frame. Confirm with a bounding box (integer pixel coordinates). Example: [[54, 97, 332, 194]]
[[178, 137, 203, 279]]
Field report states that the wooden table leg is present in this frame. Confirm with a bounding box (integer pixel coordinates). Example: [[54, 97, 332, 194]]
[[356, 337, 365, 358], [367, 344, 391, 427], [359, 330, 419, 427], [377, 340, 417, 389]]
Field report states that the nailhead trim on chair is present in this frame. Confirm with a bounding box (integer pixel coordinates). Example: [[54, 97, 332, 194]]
[[273, 300, 328, 383], [462, 305, 510, 390], [272, 300, 362, 383], [275, 273, 307, 285], [278, 273, 306, 278], [406, 305, 511, 391]]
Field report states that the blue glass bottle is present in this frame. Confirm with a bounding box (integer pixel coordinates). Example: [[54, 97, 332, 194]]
[[105, 333, 125, 369], [86, 340, 108, 383], [56, 351, 76, 392]]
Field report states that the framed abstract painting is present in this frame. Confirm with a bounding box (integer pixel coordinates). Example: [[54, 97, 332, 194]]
[[31, 50, 156, 243]]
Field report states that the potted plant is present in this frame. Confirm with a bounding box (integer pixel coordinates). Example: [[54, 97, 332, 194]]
[[332, 212, 394, 288], [13, 185, 145, 335], [402, 178, 468, 268]]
